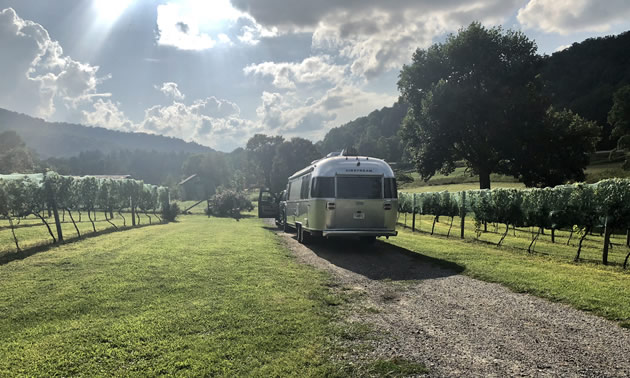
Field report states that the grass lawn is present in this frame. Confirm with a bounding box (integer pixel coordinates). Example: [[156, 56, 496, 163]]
[[0, 216, 341, 376], [388, 225, 630, 328], [0, 212, 148, 255]]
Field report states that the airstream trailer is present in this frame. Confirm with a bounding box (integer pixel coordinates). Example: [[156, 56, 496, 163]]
[[271, 153, 398, 243]]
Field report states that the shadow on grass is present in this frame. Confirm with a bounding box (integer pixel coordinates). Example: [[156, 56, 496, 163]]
[[0, 223, 163, 266], [263, 222, 464, 281]]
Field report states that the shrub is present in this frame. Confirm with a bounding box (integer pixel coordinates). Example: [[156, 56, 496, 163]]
[[207, 190, 254, 219], [162, 202, 180, 222]]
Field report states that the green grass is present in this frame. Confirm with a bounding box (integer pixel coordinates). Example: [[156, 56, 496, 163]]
[[387, 225, 630, 327], [397, 212, 630, 268], [0, 216, 343, 376], [0, 212, 148, 255]]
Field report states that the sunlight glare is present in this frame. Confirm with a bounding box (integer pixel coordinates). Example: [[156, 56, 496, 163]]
[[94, 0, 133, 23]]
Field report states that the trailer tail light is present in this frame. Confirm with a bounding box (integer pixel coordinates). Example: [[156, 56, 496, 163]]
[[383, 203, 392, 210], [327, 202, 336, 210]]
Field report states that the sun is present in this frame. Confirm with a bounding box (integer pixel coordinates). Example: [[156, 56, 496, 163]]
[[93, 0, 133, 23]]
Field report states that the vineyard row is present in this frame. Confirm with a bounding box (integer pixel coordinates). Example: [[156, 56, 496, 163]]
[[0, 172, 171, 252], [398, 178, 630, 267]]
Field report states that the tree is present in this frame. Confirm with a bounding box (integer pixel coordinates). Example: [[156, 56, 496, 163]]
[[270, 138, 321, 193], [609, 85, 630, 143], [516, 108, 600, 187], [0, 131, 38, 174], [246, 134, 284, 188], [398, 22, 547, 189]]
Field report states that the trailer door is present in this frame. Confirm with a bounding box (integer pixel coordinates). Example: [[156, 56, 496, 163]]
[[258, 189, 278, 218]]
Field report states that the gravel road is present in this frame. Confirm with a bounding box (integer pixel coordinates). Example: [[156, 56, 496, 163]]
[[269, 223, 630, 377]]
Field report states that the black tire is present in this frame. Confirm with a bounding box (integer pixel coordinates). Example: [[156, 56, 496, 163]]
[[297, 224, 303, 243], [283, 212, 289, 233]]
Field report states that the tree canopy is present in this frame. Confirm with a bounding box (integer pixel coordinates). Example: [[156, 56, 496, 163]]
[[398, 22, 599, 189]]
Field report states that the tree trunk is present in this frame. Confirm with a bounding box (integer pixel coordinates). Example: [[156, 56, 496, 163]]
[[551, 228, 555, 243], [51, 199, 63, 243], [78, 210, 82, 222], [447, 216, 454, 237], [431, 216, 437, 235], [479, 168, 491, 190], [626, 229, 629, 247], [131, 203, 136, 226], [105, 215, 118, 230], [567, 228, 574, 245], [109, 208, 114, 220], [575, 226, 590, 261], [118, 210, 126, 227], [34, 212, 57, 244], [66, 209, 81, 238], [528, 228, 541, 253], [7, 216, 20, 252], [153, 210, 162, 223], [497, 223, 509, 247], [87, 210, 96, 233], [624, 250, 630, 270]]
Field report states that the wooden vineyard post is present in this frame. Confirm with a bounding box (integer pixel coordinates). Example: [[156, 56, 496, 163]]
[[412, 194, 416, 232], [131, 196, 136, 226], [207, 199, 211, 218], [602, 217, 611, 265], [460, 191, 466, 239]]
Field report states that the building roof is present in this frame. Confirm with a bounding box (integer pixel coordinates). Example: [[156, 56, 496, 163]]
[[88, 175, 133, 180], [178, 174, 198, 186]]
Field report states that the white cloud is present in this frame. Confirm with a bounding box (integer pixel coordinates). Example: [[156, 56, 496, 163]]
[[244, 55, 346, 89], [156, 82, 185, 100], [0, 8, 105, 117], [255, 84, 396, 139], [82, 99, 133, 131], [156, 3, 216, 50], [517, 0, 630, 35], [232, 0, 522, 78]]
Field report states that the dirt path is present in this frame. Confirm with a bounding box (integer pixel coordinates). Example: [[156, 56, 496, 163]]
[[270, 223, 630, 377]]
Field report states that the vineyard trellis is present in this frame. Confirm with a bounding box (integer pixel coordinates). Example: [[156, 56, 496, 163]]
[[0, 172, 171, 252], [398, 178, 630, 268]]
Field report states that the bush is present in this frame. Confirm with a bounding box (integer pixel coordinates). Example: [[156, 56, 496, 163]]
[[206, 190, 254, 219], [162, 202, 180, 222]]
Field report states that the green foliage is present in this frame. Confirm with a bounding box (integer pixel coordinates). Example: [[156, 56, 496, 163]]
[[317, 102, 408, 162], [161, 202, 179, 222], [399, 178, 630, 234], [516, 108, 601, 187], [0, 130, 39, 174], [207, 190, 254, 219], [541, 31, 630, 148], [609, 85, 630, 139], [399, 23, 547, 189]]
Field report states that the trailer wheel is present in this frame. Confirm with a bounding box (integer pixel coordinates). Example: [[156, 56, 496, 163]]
[[283, 212, 290, 233]]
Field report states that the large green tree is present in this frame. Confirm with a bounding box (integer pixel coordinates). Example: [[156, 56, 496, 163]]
[[270, 138, 321, 192], [245, 134, 285, 188], [0, 130, 38, 174], [398, 22, 547, 189], [609, 85, 630, 140]]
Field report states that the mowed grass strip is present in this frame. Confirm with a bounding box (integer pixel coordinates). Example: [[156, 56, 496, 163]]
[[0, 216, 335, 376], [388, 228, 630, 327]]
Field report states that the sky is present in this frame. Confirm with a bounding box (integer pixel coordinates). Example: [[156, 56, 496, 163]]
[[0, 0, 629, 152]]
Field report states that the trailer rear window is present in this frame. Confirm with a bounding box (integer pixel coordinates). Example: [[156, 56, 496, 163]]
[[336, 176, 382, 199], [384, 178, 397, 199], [311, 177, 335, 198]]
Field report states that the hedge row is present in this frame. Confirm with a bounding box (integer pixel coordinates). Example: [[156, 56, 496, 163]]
[[398, 179, 630, 266], [0, 172, 172, 251]]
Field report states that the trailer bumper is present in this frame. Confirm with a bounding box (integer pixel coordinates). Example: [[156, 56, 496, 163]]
[[321, 229, 398, 238]]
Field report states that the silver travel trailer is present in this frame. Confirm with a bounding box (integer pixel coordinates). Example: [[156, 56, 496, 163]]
[[263, 152, 398, 243]]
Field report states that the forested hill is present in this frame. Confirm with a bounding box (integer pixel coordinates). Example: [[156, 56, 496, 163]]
[[317, 30, 630, 158], [316, 101, 408, 162], [541, 30, 630, 148], [0, 108, 213, 158]]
